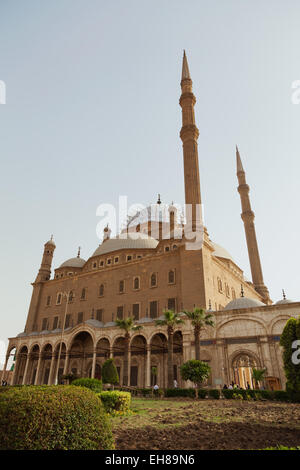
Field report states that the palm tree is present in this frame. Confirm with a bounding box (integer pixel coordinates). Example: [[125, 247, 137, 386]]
[[155, 310, 185, 388], [115, 317, 142, 387], [252, 368, 267, 390], [183, 307, 215, 360]]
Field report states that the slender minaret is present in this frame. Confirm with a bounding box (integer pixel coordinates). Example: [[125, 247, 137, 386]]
[[35, 236, 56, 282], [25, 237, 56, 332], [236, 146, 270, 303], [179, 51, 202, 231]]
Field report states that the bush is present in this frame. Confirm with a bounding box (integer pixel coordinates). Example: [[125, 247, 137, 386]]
[[98, 391, 131, 414], [102, 359, 119, 385], [0, 386, 114, 450], [72, 377, 102, 393], [222, 389, 235, 399], [274, 390, 289, 402], [138, 388, 152, 397], [197, 389, 208, 399], [208, 389, 220, 399], [164, 388, 196, 398]]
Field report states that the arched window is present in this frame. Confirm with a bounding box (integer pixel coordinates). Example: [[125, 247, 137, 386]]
[[150, 273, 157, 287], [68, 290, 74, 302], [56, 293, 62, 305], [225, 283, 230, 297], [81, 288, 86, 300], [99, 284, 104, 297], [133, 277, 140, 290], [217, 278, 222, 293], [231, 288, 236, 299], [119, 280, 125, 293], [168, 270, 175, 284]]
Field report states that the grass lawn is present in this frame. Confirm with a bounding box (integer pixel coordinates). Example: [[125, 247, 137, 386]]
[[112, 397, 300, 450]]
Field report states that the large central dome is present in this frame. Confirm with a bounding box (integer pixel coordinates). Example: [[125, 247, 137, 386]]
[[92, 232, 159, 257]]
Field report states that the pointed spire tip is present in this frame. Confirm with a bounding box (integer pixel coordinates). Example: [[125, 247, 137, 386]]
[[181, 50, 191, 80], [236, 145, 245, 173]]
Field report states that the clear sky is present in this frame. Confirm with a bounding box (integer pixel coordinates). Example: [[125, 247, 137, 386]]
[[0, 0, 299, 366]]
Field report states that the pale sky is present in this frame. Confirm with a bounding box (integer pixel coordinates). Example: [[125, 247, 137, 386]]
[[0, 0, 299, 365]]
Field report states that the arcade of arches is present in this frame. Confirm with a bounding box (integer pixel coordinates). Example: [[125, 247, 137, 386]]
[[2, 317, 289, 391], [8, 331, 187, 388]]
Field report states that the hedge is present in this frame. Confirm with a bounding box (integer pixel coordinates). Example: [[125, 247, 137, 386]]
[[208, 389, 220, 399], [164, 388, 208, 399], [98, 391, 131, 414], [221, 388, 300, 402], [164, 388, 196, 398], [0, 386, 114, 450], [71, 377, 102, 393]]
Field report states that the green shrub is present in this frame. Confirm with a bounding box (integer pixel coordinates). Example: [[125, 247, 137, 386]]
[[208, 389, 220, 399], [138, 388, 152, 397], [260, 390, 274, 400], [71, 377, 102, 393], [287, 391, 300, 403], [280, 317, 300, 393], [197, 389, 208, 399], [0, 386, 114, 450], [102, 359, 119, 385], [98, 391, 131, 414], [273, 390, 289, 402], [164, 388, 196, 398], [222, 389, 235, 399]]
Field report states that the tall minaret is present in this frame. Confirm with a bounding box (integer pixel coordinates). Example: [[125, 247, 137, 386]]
[[25, 237, 56, 332], [236, 147, 270, 303], [179, 51, 202, 231]]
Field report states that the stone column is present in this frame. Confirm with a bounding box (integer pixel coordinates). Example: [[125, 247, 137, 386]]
[[146, 345, 151, 387], [22, 354, 30, 385], [34, 354, 42, 385], [1, 354, 9, 383], [109, 347, 113, 359], [91, 349, 97, 379], [63, 352, 70, 376], [48, 351, 56, 385], [127, 347, 131, 386]]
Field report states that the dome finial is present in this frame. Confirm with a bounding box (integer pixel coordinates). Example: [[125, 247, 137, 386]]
[[157, 194, 161, 205], [282, 289, 286, 300], [240, 284, 244, 298], [77, 246, 81, 258]]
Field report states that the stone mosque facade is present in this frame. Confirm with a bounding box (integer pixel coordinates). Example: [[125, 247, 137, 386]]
[[3, 53, 299, 391]]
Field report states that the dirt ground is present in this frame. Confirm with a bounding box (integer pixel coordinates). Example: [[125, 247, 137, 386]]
[[112, 398, 300, 450]]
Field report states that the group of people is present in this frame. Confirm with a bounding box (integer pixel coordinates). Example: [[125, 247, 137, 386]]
[[223, 381, 251, 390]]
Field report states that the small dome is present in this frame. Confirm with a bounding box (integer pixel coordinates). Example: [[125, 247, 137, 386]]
[[59, 257, 86, 268], [92, 232, 158, 257], [224, 297, 265, 311], [212, 243, 235, 263], [276, 299, 294, 305]]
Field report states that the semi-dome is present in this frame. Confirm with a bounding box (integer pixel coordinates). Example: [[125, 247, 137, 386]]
[[276, 298, 294, 305], [59, 257, 86, 268], [212, 242, 235, 263], [224, 297, 265, 311], [92, 232, 158, 257]]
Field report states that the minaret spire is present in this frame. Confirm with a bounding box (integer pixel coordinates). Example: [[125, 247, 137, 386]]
[[182, 50, 191, 80], [179, 51, 202, 232], [236, 146, 270, 303]]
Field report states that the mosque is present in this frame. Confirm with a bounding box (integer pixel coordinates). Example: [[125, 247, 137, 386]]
[[2, 52, 299, 390]]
